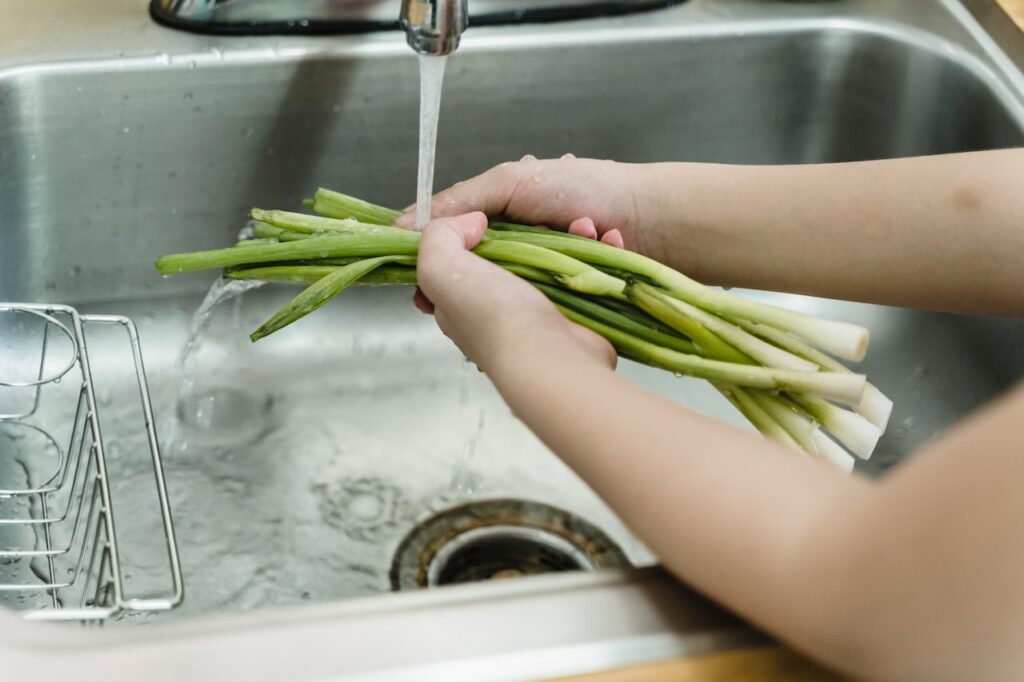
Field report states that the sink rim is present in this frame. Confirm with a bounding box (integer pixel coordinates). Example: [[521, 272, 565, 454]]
[[2, 0, 1024, 678]]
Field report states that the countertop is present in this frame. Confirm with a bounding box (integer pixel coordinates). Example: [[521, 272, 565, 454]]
[[1000, 0, 1024, 26]]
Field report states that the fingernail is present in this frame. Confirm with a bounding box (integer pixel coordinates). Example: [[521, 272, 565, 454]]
[[520, 153, 537, 162], [395, 211, 415, 228], [561, 152, 576, 160]]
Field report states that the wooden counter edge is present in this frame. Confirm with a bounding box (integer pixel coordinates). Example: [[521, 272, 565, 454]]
[[998, 0, 1024, 29], [541, 645, 846, 682]]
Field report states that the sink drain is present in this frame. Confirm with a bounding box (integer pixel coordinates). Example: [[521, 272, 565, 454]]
[[390, 499, 630, 590]]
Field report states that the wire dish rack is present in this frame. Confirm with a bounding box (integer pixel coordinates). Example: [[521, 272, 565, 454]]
[[0, 303, 182, 621]]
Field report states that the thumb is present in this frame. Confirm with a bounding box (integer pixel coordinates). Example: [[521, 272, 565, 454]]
[[416, 212, 489, 302], [396, 162, 525, 228]]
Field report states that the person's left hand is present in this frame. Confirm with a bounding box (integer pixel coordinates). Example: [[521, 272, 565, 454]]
[[414, 212, 617, 378]]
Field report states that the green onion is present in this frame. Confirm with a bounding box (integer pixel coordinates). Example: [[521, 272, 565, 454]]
[[249, 256, 403, 342], [156, 188, 891, 470]]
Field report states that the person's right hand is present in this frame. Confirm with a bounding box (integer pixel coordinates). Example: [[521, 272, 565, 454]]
[[395, 155, 648, 252]]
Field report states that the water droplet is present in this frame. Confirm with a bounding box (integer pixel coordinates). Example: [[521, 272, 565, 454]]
[[183, 91, 194, 100], [156, 53, 170, 66], [332, 104, 341, 113], [242, 127, 254, 138], [209, 47, 223, 61], [121, 126, 131, 135], [187, 60, 196, 69]]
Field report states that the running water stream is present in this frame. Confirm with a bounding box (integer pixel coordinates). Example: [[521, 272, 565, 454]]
[[168, 277, 265, 456], [415, 55, 448, 229]]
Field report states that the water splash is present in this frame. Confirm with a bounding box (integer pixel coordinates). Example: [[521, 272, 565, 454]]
[[451, 361, 485, 497], [177, 278, 263, 397], [169, 278, 265, 455], [415, 55, 448, 229], [450, 409, 485, 497]]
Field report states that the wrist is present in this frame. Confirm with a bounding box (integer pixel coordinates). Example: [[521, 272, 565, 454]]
[[483, 321, 609, 391], [637, 161, 725, 284]]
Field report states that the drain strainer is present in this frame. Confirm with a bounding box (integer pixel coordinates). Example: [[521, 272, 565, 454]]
[[390, 499, 630, 590]]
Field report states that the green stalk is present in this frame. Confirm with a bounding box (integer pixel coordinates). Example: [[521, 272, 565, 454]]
[[731, 317, 892, 429], [748, 390, 818, 453], [589, 296, 683, 337], [788, 393, 880, 460], [642, 284, 819, 372], [488, 229, 869, 361], [312, 188, 403, 225], [473, 239, 627, 299], [627, 282, 750, 364], [234, 238, 280, 248], [252, 222, 309, 242], [250, 256, 401, 341], [717, 385, 803, 452], [156, 232, 421, 275], [227, 265, 417, 286], [746, 390, 856, 470], [732, 318, 847, 373], [496, 263, 562, 286], [300, 189, 870, 360], [534, 282, 696, 355], [555, 305, 866, 403], [252, 209, 409, 237]]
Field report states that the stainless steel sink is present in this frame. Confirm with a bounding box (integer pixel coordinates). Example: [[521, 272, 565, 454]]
[[3, 0, 1024, 679]]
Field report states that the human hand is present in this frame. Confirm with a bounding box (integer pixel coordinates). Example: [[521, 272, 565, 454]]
[[414, 212, 616, 377], [396, 155, 650, 252]]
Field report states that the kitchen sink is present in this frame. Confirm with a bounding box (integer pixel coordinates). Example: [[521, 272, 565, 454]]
[[3, 0, 1024, 679]]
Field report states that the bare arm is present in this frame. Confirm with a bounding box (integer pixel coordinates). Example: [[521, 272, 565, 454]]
[[641, 150, 1024, 313], [494, 348, 1024, 682], [416, 214, 1024, 682], [404, 149, 1024, 315]]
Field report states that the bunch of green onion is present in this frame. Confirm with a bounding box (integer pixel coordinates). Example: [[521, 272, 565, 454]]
[[156, 188, 892, 472]]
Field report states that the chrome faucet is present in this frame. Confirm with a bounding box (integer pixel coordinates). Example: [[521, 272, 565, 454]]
[[400, 0, 469, 56], [151, 1, 661, 50]]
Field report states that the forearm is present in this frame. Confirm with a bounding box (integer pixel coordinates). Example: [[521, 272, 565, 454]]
[[491, 343, 1024, 680], [635, 150, 1024, 314], [488, 349, 877, 660]]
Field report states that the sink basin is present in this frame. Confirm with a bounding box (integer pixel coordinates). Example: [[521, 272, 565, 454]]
[[3, 0, 1024, 678]]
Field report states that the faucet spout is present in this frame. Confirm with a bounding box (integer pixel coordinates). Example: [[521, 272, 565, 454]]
[[400, 0, 468, 56]]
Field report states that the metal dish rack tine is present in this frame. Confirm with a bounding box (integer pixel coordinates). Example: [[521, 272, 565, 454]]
[[1, 303, 184, 621]]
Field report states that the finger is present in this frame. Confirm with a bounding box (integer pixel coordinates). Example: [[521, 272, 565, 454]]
[[413, 288, 435, 315], [568, 217, 598, 240], [600, 228, 625, 249], [566, 323, 618, 369], [397, 162, 526, 228], [416, 212, 490, 301]]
